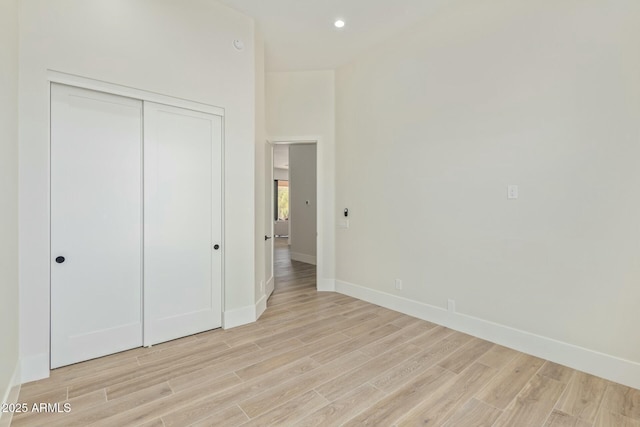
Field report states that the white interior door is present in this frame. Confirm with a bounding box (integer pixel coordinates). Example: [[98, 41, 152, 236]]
[[51, 84, 143, 369], [265, 142, 274, 294], [144, 102, 223, 346]]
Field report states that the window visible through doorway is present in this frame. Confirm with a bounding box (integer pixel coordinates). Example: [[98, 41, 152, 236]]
[[275, 180, 289, 220]]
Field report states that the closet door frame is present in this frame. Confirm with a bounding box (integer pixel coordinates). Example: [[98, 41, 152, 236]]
[[47, 70, 226, 354], [48, 71, 225, 117]]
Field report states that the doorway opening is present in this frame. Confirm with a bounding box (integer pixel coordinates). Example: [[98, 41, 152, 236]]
[[270, 142, 317, 297]]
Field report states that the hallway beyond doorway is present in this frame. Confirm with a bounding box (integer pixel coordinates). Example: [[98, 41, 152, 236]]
[[273, 237, 316, 295]]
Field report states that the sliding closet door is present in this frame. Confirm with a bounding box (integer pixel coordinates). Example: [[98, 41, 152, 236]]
[[144, 102, 223, 345], [51, 84, 143, 368]]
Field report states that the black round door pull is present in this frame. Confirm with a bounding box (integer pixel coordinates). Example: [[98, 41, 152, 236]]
[[213, 244, 220, 250], [55, 256, 65, 264]]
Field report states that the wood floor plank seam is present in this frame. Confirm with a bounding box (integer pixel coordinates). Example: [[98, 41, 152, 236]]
[[539, 407, 559, 427], [591, 384, 612, 427], [235, 405, 251, 425], [395, 361, 499, 426]]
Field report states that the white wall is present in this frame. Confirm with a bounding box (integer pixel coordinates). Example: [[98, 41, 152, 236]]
[[289, 145, 318, 263], [254, 26, 268, 311], [266, 71, 335, 288], [0, 0, 21, 416], [335, 0, 640, 388], [19, 0, 256, 382], [274, 168, 289, 181]]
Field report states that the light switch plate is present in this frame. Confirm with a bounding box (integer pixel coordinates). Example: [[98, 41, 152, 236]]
[[337, 219, 350, 229]]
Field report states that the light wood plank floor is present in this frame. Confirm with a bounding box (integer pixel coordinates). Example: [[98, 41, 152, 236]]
[[12, 238, 640, 426]]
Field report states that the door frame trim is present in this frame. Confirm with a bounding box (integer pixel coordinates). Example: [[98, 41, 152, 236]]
[[268, 136, 331, 292], [265, 141, 275, 299]]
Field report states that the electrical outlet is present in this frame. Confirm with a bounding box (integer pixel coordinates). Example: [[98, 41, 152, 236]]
[[507, 185, 519, 199], [447, 299, 456, 313], [395, 279, 402, 290]]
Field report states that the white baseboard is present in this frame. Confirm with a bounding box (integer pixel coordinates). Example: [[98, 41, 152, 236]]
[[20, 353, 49, 384], [317, 277, 335, 292], [335, 279, 640, 390], [223, 305, 257, 329], [0, 360, 21, 427], [265, 276, 275, 297], [256, 294, 268, 320], [290, 252, 317, 265]]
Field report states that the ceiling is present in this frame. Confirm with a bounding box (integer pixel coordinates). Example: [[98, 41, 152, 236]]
[[217, 0, 446, 71]]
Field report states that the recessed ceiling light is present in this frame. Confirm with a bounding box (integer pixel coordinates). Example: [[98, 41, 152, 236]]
[[334, 20, 345, 28]]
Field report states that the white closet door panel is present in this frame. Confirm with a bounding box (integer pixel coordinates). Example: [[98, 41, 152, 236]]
[[51, 83, 143, 369], [144, 102, 222, 345]]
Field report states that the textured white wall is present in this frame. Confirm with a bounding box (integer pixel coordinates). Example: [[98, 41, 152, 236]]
[[0, 0, 20, 410], [336, 0, 640, 374], [19, 0, 256, 382]]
